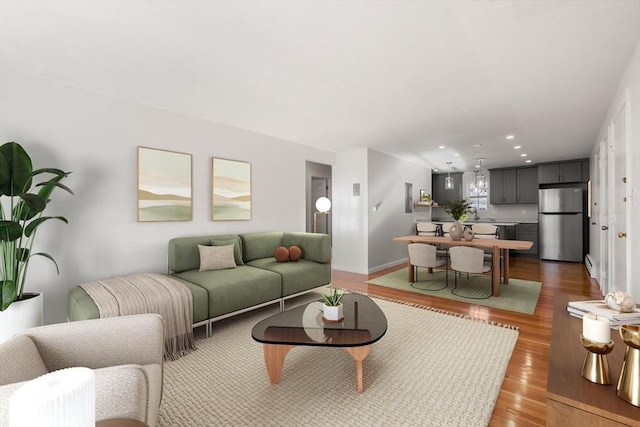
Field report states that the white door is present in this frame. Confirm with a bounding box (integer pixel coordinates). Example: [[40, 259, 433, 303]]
[[594, 142, 606, 292], [608, 91, 629, 293]]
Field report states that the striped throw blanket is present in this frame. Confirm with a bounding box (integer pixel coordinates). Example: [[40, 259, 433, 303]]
[[80, 273, 195, 360]]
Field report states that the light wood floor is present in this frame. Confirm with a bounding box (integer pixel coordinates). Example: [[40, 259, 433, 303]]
[[331, 257, 602, 426]]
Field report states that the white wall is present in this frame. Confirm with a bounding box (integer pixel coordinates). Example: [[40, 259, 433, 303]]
[[0, 69, 336, 324], [590, 40, 640, 298], [332, 148, 369, 273], [367, 149, 431, 271]]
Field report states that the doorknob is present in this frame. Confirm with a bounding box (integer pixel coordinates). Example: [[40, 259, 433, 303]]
[[602, 226, 608, 231], [618, 232, 627, 238]]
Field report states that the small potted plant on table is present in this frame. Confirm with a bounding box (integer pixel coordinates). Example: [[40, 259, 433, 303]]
[[322, 287, 345, 322]]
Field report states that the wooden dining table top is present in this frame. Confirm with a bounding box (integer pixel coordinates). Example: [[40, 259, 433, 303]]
[[393, 235, 533, 251]]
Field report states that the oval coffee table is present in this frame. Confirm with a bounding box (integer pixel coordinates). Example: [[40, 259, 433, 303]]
[[251, 293, 387, 393]]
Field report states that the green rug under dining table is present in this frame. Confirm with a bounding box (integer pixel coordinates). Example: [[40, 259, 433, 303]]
[[366, 267, 541, 315]]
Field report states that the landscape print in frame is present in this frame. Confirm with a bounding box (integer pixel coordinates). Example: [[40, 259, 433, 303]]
[[137, 147, 192, 222], [212, 158, 251, 221]]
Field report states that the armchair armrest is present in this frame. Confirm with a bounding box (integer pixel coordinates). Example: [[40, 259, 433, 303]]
[[18, 314, 164, 372]]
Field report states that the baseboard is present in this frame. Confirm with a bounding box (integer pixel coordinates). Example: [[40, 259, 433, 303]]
[[368, 258, 407, 274]]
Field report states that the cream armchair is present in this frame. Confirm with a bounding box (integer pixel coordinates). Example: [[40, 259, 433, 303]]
[[0, 314, 164, 427]]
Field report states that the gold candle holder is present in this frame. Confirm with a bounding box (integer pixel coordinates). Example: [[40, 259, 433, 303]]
[[580, 335, 615, 385], [617, 324, 640, 407]]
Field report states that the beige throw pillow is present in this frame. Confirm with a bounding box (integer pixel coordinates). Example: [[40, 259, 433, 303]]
[[198, 244, 237, 271]]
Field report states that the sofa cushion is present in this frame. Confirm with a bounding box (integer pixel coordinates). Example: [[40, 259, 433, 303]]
[[168, 234, 240, 273], [198, 244, 237, 271], [283, 232, 331, 263], [240, 232, 284, 262], [210, 236, 244, 266], [0, 335, 48, 386], [173, 265, 282, 318], [246, 258, 331, 296], [288, 245, 302, 261], [274, 246, 289, 262]]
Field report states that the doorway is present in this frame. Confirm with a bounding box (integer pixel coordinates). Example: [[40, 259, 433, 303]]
[[306, 161, 332, 236]]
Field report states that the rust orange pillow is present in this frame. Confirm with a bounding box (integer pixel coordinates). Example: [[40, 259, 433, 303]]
[[274, 246, 289, 262], [288, 246, 302, 261]]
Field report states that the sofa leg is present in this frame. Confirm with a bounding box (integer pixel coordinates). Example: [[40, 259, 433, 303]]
[[279, 299, 284, 312]]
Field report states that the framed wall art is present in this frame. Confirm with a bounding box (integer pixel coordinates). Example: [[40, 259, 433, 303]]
[[137, 147, 192, 222], [212, 158, 251, 221]]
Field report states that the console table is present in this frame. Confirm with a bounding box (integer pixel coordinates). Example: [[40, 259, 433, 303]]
[[547, 294, 640, 426]]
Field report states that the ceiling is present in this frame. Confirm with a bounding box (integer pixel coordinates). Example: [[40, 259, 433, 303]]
[[1, 1, 639, 172]]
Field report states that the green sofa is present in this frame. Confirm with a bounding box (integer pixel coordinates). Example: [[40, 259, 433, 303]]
[[67, 231, 331, 335]]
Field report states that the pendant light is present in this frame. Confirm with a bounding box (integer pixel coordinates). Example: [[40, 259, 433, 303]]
[[445, 162, 454, 190], [476, 158, 486, 192]]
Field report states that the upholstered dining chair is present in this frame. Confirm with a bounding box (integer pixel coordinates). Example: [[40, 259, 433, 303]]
[[449, 246, 493, 299], [416, 222, 439, 236], [470, 223, 502, 277], [407, 243, 448, 290]]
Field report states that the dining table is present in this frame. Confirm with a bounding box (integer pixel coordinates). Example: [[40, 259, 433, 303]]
[[393, 235, 534, 297]]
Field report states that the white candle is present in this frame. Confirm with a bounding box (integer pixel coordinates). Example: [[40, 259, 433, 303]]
[[582, 313, 611, 344]]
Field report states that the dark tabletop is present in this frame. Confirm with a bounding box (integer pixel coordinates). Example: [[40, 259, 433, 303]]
[[251, 293, 387, 347]]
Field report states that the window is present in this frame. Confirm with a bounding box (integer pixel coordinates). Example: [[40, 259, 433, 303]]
[[469, 182, 487, 210]]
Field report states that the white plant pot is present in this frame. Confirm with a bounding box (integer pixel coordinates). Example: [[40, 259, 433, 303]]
[[0, 292, 43, 344], [323, 303, 344, 322]]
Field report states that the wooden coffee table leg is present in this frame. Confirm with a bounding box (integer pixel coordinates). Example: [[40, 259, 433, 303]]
[[345, 345, 371, 393], [263, 344, 294, 384]]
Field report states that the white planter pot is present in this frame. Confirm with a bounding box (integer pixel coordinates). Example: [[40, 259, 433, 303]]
[[323, 303, 344, 322], [0, 293, 43, 344]]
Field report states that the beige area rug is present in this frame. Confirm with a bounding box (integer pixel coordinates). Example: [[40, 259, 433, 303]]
[[367, 268, 542, 315], [157, 292, 519, 427]]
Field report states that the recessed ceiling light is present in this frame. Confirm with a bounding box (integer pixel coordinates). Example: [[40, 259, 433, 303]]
[[473, 144, 481, 147], [433, 169, 439, 172], [506, 135, 515, 140], [454, 153, 460, 157], [520, 153, 527, 157], [475, 164, 480, 168], [514, 145, 521, 149], [438, 145, 445, 149], [525, 160, 532, 163]]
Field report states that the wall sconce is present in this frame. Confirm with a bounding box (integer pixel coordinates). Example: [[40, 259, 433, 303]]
[[314, 197, 331, 233], [445, 162, 454, 190]]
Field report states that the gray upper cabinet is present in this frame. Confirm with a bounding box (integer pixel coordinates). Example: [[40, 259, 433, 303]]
[[538, 161, 584, 184], [490, 167, 536, 204], [516, 167, 538, 203], [432, 173, 462, 206]]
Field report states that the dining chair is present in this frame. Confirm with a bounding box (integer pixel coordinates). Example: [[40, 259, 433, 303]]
[[439, 222, 456, 238], [470, 223, 503, 278], [407, 243, 448, 290], [449, 246, 492, 299], [415, 222, 439, 236]]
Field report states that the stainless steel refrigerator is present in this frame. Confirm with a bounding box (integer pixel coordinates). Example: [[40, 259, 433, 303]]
[[539, 188, 583, 262]]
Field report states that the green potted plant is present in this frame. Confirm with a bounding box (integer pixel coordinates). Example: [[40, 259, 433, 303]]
[[322, 287, 345, 321], [0, 141, 73, 340], [443, 199, 473, 241]]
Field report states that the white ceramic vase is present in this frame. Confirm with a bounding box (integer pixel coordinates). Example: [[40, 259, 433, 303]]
[[0, 292, 44, 344], [323, 303, 344, 322]]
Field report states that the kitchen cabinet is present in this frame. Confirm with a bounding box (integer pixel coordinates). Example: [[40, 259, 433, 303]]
[[490, 167, 537, 204], [498, 225, 516, 241], [432, 173, 462, 206], [538, 161, 583, 184], [515, 223, 538, 256], [516, 167, 538, 203]]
